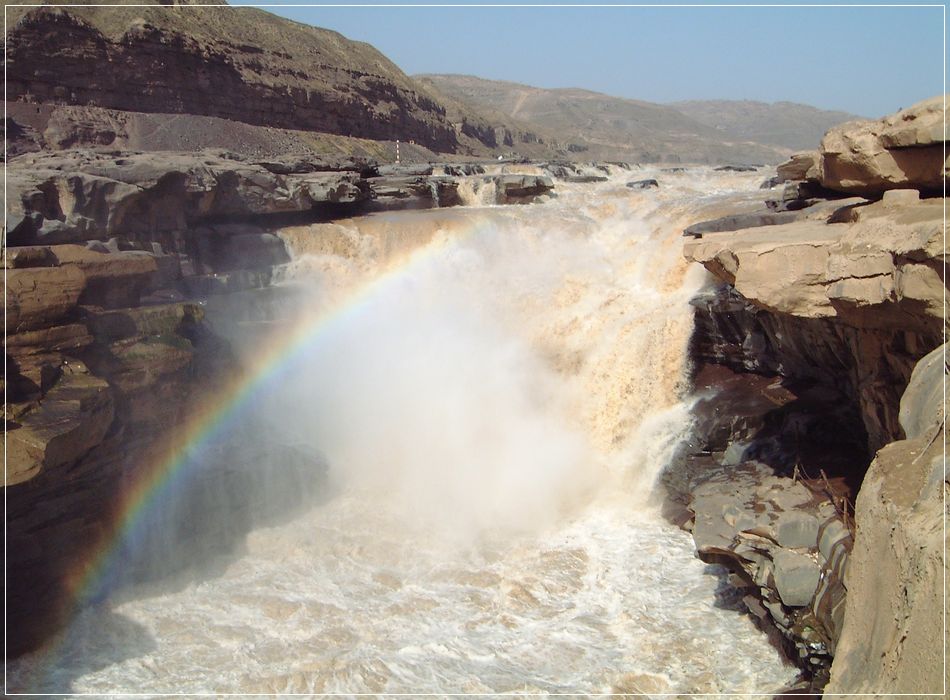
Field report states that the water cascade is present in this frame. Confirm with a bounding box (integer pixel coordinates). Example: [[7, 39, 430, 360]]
[[8, 168, 797, 694]]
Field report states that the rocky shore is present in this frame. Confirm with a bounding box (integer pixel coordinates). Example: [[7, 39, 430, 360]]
[[676, 96, 946, 693]]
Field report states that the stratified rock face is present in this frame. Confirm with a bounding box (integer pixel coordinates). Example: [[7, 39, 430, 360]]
[[684, 196, 943, 330], [6, 150, 375, 248], [826, 344, 947, 695], [685, 97, 947, 694], [818, 96, 948, 196], [5, 4, 463, 152]]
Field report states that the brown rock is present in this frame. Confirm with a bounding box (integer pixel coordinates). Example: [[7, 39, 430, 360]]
[[7, 265, 86, 332], [6, 368, 114, 485]]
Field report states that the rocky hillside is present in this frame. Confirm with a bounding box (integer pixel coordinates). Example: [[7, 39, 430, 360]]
[[680, 95, 947, 693], [4, 1, 507, 155], [417, 74, 793, 164], [671, 100, 863, 151]]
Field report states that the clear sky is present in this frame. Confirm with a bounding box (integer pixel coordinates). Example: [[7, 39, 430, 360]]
[[238, 2, 945, 118]]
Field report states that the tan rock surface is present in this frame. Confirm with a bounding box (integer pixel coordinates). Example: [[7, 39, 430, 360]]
[[826, 344, 947, 696], [819, 96, 948, 196], [684, 197, 945, 331]]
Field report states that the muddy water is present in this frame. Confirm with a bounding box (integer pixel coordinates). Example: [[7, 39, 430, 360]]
[[8, 167, 797, 695]]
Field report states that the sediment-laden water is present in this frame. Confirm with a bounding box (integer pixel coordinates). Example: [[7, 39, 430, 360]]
[[9, 167, 797, 695]]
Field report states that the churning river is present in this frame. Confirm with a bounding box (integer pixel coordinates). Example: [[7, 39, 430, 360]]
[[9, 166, 797, 695]]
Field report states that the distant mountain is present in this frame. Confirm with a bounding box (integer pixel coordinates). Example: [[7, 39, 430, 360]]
[[416, 74, 793, 164], [6, 2, 847, 164], [670, 100, 863, 151]]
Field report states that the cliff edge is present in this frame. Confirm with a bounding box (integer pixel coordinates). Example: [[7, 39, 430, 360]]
[[684, 95, 947, 695]]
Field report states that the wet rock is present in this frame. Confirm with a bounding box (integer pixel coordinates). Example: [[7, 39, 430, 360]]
[[566, 174, 608, 183], [716, 165, 759, 172], [772, 550, 820, 607], [626, 178, 659, 189], [495, 174, 554, 201]]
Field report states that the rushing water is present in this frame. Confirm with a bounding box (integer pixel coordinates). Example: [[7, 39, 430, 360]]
[[8, 167, 797, 695]]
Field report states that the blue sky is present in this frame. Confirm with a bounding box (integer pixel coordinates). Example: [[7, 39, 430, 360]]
[[241, 3, 945, 117]]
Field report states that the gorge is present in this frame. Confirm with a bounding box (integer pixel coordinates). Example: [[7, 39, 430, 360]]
[[3, 2, 947, 697]]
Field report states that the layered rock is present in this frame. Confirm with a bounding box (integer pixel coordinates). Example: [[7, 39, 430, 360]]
[[685, 191, 943, 453], [774, 96, 947, 197], [5, 4, 465, 153], [683, 96, 947, 694]]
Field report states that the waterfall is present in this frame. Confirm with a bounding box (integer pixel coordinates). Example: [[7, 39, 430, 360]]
[[8, 168, 796, 696]]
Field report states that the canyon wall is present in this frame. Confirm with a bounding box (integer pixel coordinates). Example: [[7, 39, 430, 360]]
[[5, 3, 465, 153], [683, 96, 947, 694]]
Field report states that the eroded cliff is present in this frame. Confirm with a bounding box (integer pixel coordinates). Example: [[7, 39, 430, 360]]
[[682, 96, 947, 694]]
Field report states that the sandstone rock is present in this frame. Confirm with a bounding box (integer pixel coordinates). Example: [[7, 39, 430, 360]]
[[495, 174, 554, 201], [776, 151, 820, 183], [7, 265, 86, 332], [898, 343, 946, 440], [7, 150, 373, 245], [819, 95, 948, 196], [825, 423, 946, 694], [774, 511, 819, 550], [685, 197, 944, 332]]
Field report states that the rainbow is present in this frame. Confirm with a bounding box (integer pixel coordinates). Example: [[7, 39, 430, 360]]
[[16, 216, 489, 691]]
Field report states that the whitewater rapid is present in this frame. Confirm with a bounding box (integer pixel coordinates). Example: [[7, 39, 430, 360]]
[[8, 166, 797, 695]]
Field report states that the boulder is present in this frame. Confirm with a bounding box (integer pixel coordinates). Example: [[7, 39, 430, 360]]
[[819, 95, 948, 196], [776, 151, 820, 183]]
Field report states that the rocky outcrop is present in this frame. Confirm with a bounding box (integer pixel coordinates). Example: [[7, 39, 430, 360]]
[[683, 97, 947, 694], [667, 364, 859, 688], [685, 191, 942, 454], [774, 97, 947, 197], [684, 194, 942, 330], [6, 150, 377, 247]]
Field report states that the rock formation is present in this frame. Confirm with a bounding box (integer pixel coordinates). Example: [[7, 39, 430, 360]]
[[682, 95, 947, 693], [5, 4, 464, 153]]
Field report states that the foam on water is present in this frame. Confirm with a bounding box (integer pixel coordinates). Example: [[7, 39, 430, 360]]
[[8, 166, 797, 695]]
